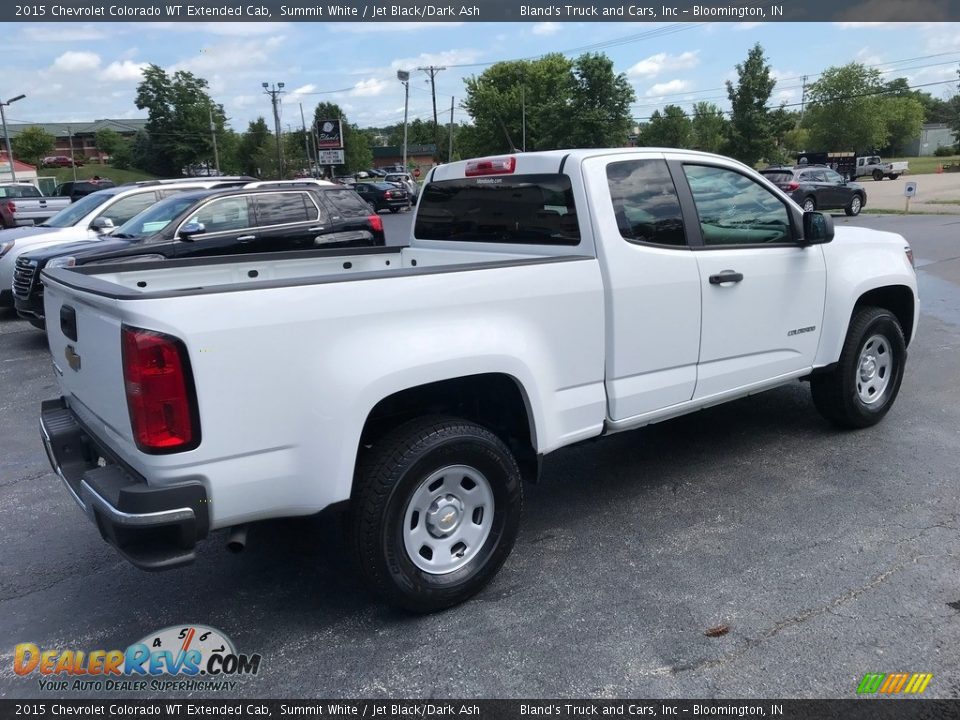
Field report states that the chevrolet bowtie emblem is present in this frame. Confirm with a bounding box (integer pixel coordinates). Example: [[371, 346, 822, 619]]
[[65, 345, 81, 372]]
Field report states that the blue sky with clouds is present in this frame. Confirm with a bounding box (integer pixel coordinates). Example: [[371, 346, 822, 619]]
[[2, 21, 958, 132]]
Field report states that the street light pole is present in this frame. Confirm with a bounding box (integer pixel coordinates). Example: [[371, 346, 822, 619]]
[[0, 94, 26, 183], [263, 81, 285, 179], [397, 70, 410, 171]]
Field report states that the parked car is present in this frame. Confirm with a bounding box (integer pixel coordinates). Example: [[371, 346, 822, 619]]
[[0, 183, 72, 228], [352, 181, 409, 213], [36, 148, 917, 612], [384, 173, 419, 205], [53, 179, 116, 201], [13, 184, 385, 327], [334, 176, 356, 186], [760, 165, 867, 216], [42, 156, 83, 168], [0, 178, 252, 307]]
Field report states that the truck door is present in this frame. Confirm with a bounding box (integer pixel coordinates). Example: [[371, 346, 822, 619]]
[[677, 163, 826, 399], [583, 155, 702, 420]]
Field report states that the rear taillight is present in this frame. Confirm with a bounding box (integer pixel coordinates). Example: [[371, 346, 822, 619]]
[[905, 246, 914, 268], [121, 326, 200, 454], [367, 214, 383, 233], [384, 190, 393, 198], [465, 157, 516, 176], [784, 182, 799, 191], [4, 201, 15, 214]]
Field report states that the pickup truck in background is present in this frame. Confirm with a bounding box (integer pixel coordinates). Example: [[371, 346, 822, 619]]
[[0, 182, 71, 228], [38, 149, 918, 612], [852, 155, 908, 181]]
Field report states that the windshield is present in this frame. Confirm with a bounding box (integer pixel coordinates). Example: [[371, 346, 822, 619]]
[[113, 194, 204, 238], [40, 192, 114, 228]]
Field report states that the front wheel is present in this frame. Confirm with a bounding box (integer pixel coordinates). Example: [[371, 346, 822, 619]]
[[888, 173, 900, 180], [810, 307, 906, 428], [844, 194, 863, 216], [349, 416, 523, 612]]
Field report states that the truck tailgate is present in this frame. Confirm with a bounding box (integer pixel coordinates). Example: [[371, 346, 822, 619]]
[[43, 276, 135, 451]]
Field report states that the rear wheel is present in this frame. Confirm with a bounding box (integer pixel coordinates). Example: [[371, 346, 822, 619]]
[[811, 307, 906, 428], [844, 194, 863, 216], [802, 196, 817, 212], [872, 169, 884, 181], [349, 416, 523, 612]]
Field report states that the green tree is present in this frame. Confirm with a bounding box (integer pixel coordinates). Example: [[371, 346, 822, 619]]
[[110, 139, 134, 169], [690, 102, 728, 153], [93, 128, 123, 160], [237, 117, 272, 177], [11, 126, 55, 168], [882, 94, 925, 155], [951, 67, 960, 150], [643, 105, 691, 148], [804, 63, 888, 152], [134, 64, 226, 176], [726, 43, 776, 166], [463, 52, 634, 156]]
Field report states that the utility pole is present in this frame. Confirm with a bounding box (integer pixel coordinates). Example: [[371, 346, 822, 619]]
[[800, 75, 808, 122], [208, 104, 220, 175], [67, 125, 77, 182], [521, 85, 526, 152], [0, 94, 25, 183], [448, 96, 454, 163], [263, 81, 285, 178], [417, 65, 446, 163], [299, 103, 313, 176], [397, 70, 410, 171]]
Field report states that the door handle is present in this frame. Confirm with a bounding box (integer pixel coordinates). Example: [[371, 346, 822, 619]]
[[308, 226, 325, 232], [236, 235, 256, 242], [709, 270, 744, 285]]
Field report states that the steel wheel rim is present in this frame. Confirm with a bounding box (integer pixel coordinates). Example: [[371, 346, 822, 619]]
[[803, 199, 815, 212], [851, 196, 861, 213], [856, 334, 893, 405], [403, 464, 495, 575]]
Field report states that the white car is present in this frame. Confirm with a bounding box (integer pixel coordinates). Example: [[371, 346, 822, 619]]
[[38, 148, 917, 612]]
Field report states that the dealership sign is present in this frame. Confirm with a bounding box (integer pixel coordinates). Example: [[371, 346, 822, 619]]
[[316, 119, 343, 149], [317, 149, 345, 165]]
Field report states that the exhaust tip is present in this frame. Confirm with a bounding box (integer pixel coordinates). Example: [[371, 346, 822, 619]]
[[226, 525, 248, 554]]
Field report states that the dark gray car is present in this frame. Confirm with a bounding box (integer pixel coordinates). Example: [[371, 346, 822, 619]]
[[761, 165, 867, 216]]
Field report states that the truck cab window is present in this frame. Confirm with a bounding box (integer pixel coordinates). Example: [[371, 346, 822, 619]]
[[605, 159, 686, 247], [683, 165, 792, 247]]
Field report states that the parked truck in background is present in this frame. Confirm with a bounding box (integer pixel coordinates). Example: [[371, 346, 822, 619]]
[[37, 149, 918, 612], [0, 182, 71, 228], [797, 152, 908, 181]]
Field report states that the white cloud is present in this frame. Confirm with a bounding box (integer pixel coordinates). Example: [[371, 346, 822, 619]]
[[142, 22, 290, 36], [351, 78, 388, 97], [735, 22, 763, 30], [532, 22, 561, 36], [170, 36, 285, 76], [51, 51, 101, 73], [337, 22, 463, 33], [389, 48, 481, 73], [24, 25, 107, 42], [646, 79, 689, 96], [101, 60, 147, 82], [627, 51, 699, 79]]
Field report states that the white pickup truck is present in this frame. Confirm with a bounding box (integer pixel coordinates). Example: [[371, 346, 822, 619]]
[[38, 149, 918, 612], [853, 155, 909, 181]]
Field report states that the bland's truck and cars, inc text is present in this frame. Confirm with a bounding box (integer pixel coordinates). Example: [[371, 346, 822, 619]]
[[38, 149, 917, 612]]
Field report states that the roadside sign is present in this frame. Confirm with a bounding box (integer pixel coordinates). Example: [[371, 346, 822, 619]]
[[903, 181, 917, 198], [317, 149, 345, 165], [413, 167, 421, 178]]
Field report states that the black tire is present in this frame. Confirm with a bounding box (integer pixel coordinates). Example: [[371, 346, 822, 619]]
[[872, 169, 884, 181], [888, 174, 900, 180], [844, 194, 864, 216], [349, 416, 523, 612], [389, 207, 400, 214], [801, 196, 817, 212], [810, 306, 906, 429]]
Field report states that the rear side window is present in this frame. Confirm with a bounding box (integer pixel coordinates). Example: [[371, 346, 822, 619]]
[[323, 189, 371, 217], [606, 159, 686, 247], [760, 171, 793, 184], [188, 196, 252, 232], [415, 174, 579, 245], [254, 192, 317, 226]]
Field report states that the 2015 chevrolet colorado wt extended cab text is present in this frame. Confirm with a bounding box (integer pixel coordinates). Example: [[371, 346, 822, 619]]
[[38, 149, 918, 612]]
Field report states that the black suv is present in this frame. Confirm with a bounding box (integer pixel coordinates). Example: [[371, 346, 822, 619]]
[[53, 179, 117, 201], [760, 165, 866, 216], [353, 182, 410, 213], [14, 184, 384, 328]]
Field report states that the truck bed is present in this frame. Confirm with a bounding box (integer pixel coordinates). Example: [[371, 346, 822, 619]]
[[43, 245, 570, 300]]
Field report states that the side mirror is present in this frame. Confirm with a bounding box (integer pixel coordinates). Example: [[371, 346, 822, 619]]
[[802, 211, 834, 245], [90, 217, 114, 233], [178, 222, 206, 241]]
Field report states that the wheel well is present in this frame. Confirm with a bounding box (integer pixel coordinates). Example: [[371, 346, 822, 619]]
[[360, 374, 539, 482], [854, 286, 915, 346]]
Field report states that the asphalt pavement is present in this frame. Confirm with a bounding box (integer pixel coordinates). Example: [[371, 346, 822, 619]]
[[1, 213, 959, 699]]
